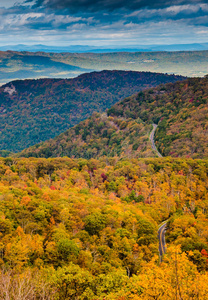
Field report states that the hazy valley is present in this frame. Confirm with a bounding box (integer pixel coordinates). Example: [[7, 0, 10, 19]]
[[0, 50, 208, 85]]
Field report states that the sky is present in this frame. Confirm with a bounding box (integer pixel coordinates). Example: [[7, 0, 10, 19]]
[[0, 0, 208, 46]]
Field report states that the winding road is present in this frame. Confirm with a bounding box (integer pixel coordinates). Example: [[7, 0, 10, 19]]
[[158, 222, 167, 261], [150, 125, 167, 260], [149, 124, 163, 158]]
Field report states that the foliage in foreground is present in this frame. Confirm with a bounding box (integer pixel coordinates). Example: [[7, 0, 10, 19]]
[[1, 246, 208, 299], [0, 157, 208, 298]]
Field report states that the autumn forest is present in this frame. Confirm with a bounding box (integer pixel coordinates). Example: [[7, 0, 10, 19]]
[[0, 69, 208, 299], [1, 156, 208, 299]]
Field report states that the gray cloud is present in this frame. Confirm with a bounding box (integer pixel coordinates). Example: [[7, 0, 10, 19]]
[[28, 0, 206, 12], [0, 0, 208, 46]]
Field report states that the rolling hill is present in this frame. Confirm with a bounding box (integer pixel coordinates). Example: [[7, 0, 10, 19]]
[[0, 51, 91, 85], [108, 76, 208, 159], [0, 50, 208, 85], [18, 76, 208, 159], [0, 70, 184, 152], [17, 112, 154, 159]]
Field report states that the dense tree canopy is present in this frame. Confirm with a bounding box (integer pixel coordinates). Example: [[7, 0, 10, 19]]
[[18, 112, 154, 159], [0, 70, 184, 152], [108, 76, 208, 159], [0, 156, 208, 298], [19, 76, 208, 160]]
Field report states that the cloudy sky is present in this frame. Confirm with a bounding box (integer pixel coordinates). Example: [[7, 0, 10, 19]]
[[0, 0, 208, 46]]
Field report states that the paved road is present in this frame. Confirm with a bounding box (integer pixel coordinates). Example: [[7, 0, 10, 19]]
[[149, 124, 163, 157], [150, 125, 166, 260], [158, 222, 167, 261]]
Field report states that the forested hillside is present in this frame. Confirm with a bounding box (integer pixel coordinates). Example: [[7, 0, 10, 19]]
[[0, 70, 184, 152], [20, 76, 208, 160], [108, 76, 208, 159], [0, 156, 208, 299], [18, 113, 155, 159]]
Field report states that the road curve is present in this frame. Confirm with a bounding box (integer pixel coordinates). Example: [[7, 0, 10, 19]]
[[158, 222, 167, 262], [149, 124, 163, 158]]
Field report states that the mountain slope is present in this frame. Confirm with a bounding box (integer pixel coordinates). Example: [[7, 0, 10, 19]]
[[19, 76, 208, 159], [108, 76, 208, 159], [17, 112, 154, 159], [0, 70, 185, 152]]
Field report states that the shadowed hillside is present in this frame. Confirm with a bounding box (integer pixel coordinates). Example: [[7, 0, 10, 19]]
[[0, 70, 185, 152], [19, 76, 208, 159]]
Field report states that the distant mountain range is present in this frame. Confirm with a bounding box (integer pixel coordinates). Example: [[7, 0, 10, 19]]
[[0, 70, 185, 152], [2, 43, 208, 53], [0, 50, 208, 85]]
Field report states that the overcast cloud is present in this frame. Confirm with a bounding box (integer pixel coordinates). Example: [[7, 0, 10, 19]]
[[28, 0, 206, 11], [0, 0, 208, 46]]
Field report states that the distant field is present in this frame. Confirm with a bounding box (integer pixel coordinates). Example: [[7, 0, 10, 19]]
[[0, 50, 208, 84]]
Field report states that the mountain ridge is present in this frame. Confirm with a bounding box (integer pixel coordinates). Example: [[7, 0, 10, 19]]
[[2, 43, 208, 52], [0, 70, 185, 152], [18, 76, 208, 159]]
